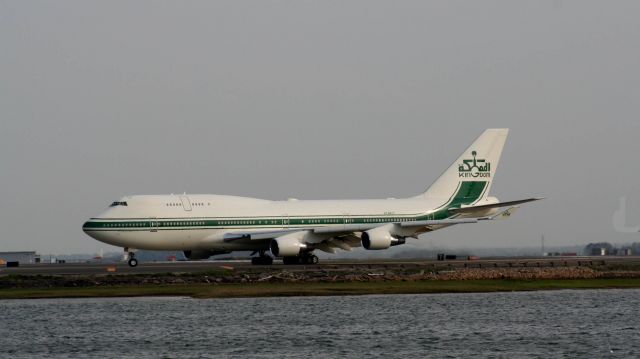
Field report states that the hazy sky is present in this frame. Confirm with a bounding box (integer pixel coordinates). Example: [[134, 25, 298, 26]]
[[1, 1, 639, 254]]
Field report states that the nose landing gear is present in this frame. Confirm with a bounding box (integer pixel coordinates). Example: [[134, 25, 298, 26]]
[[125, 249, 138, 267]]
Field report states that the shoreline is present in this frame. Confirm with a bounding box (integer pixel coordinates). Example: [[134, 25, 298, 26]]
[[2, 278, 640, 300], [3, 264, 640, 299]]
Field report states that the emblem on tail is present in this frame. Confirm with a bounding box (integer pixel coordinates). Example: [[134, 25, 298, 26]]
[[458, 151, 491, 178]]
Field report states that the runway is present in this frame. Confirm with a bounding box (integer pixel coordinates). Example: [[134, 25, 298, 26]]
[[2, 257, 637, 276]]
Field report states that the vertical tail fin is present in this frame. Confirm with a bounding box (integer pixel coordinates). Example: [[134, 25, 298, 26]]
[[417, 129, 509, 202]]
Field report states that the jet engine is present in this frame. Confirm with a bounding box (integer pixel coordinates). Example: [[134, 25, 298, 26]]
[[183, 250, 230, 260], [361, 226, 406, 250], [270, 235, 307, 257]]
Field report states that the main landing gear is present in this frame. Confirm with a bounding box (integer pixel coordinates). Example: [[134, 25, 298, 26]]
[[250, 251, 319, 265], [251, 250, 274, 265], [283, 253, 319, 265]]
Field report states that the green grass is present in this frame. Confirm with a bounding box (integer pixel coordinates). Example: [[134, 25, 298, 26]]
[[2, 278, 640, 300]]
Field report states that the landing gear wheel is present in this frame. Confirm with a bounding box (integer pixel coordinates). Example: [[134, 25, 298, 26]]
[[289, 254, 318, 265], [128, 257, 138, 267], [302, 254, 319, 265], [251, 250, 274, 265]]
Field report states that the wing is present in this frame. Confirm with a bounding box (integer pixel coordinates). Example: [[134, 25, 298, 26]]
[[221, 214, 497, 254], [223, 217, 489, 241], [223, 229, 303, 241], [222, 199, 541, 253]]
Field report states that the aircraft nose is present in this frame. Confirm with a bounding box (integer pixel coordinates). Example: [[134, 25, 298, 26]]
[[82, 220, 93, 235]]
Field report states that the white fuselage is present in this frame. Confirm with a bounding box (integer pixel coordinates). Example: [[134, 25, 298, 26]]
[[82, 194, 447, 252]]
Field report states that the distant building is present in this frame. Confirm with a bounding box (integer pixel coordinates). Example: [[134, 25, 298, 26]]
[[620, 248, 633, 256], [0, 251, 39, 264], [584, 242, 614, 256], [584, 242, 640, 256]]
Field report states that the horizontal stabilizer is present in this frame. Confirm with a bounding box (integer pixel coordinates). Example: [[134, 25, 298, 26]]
[[449, 198, 544, 214], [400, 218, 479, 228]]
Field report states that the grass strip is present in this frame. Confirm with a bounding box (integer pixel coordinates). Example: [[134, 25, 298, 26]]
[[2, 278, 640, 300]]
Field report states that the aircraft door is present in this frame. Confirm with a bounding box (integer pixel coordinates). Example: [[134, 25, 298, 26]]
[[150, 217, 158, 232], [180, 196, 192, 211], [343, 213, 352, 228]]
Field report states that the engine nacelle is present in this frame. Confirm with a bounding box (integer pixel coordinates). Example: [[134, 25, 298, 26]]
[[270, 234, 307, 257], [362, 227, 406, 250], [183, 250, 230, 260]]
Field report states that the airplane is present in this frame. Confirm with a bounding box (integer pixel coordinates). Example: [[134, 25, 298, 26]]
[[82, 128, 542, 267]]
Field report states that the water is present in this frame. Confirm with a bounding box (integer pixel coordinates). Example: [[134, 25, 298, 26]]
[[1, 289, 638, 358]]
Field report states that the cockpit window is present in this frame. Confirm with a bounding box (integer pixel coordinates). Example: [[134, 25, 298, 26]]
[[110, 201, 128, 207]]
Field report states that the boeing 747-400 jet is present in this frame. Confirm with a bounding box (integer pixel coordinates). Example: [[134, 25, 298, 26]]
[[83, 128, 541, 266]]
